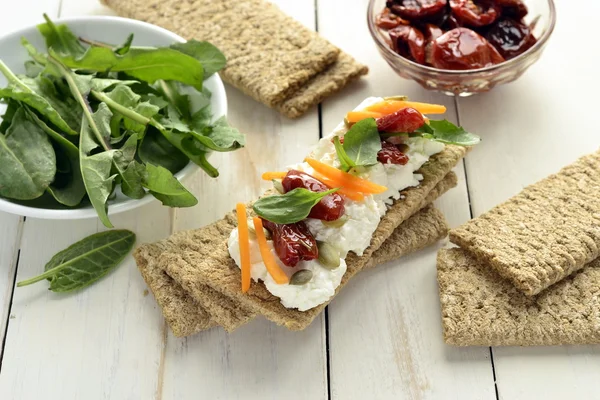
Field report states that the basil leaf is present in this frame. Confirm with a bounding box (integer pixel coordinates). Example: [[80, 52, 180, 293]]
[[170, 40, 226, 77], [142, 163, 198, 207], [16, 229, 136, 293], [51, 46, 205, 91], [333, 136, 354, 172], [415, 120, 481, 146], [342, 117, 381, 166], [0, 107, 56, 200], [253, 188, 339, 224], [37, 13, 86, 58]]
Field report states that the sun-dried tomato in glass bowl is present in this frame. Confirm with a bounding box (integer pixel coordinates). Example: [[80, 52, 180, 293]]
[[368, 0, 556, 96]]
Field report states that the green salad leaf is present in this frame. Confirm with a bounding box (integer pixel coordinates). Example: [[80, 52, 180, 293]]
[[253, 188, 339, 224], [142, 163, 198, 207], [16, 229, 136, 292], [333, 117, 381, 172], [415, 120, 481, 146], [37, 13, 86, 58], [170, 40, 226, 77], [332, 136, 354, 172]]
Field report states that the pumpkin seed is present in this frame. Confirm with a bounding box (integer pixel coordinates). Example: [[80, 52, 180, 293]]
[[317, 241, 340, 270], [272, 179, 284, 194], [384, 95, 408, 101], [322, 214, 349, 228], [248, 218, 271, 239], [397, 143, 410, 153], [290, 269, 313, 285]]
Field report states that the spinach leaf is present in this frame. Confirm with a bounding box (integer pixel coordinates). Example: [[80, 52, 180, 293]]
[[0, 60, 78, 135], [333, 136, 354, 172], [170, 40, 226, 77], [37, 13, 86, 58], [139, 126, 189, 174], [0, 107, 56, 200], [253, 188, 339, 224], [51, 46, 205, 91], [121, 161, 146, 199], [415, 119, 481, 146], [25, 108, 86, 206], [16, 229, 135, 292], [342, 118, 381, 166], [0, 98, 19, 134], [142, 163, 197, 207]]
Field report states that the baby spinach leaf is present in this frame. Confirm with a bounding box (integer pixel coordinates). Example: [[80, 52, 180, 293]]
[[0, 107, 56, 200], [37, 13, 86, 58], [51, 46, 205, 91], [139, 126, 189, 174], [415, 120, 481, 146], [253, 188, 339, 224], [142, 163, 197, 207], [170, 40, 226, 77], [342, 118, 381, 166], [16, 229, 136, 293], [333, 136, 354, 172], [0, 60, 78, 135]]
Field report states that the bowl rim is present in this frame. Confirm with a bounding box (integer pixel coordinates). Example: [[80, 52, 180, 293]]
[[0, 15, 227, 220], [367, 0, 557, 75]]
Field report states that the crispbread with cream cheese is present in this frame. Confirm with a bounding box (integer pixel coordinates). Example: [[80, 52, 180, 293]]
[[143, 145, 467, 331], [101, 0, 360, 114], [437, 247, 600, 346], [450, 149, 600, 296]]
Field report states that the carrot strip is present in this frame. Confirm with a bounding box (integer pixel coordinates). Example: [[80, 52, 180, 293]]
[[253, 217, 289, 285], [236, 203, 252, 293], [305, 158, 387, 195], [365, 100, 446, 115], [345, 110, 384, 123], [261, 171, 287, 180], [312, 171, 365, 201]]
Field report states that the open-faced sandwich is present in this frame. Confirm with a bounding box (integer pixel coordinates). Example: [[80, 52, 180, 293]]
[[134, 96, 480, 335]]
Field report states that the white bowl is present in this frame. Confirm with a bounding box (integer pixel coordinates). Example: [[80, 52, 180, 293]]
[[0, 16, 227, 220]]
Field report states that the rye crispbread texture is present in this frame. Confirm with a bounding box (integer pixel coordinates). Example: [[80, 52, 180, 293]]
[[437, 247, 600, 346], [143, 146, 466, 331], [450, 149, 600, 296]]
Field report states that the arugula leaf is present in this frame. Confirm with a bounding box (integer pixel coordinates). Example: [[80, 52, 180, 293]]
[[332, 136, 354, 172], [90, 78, 137, 92], [121, 160, 146, 199], [142, 163, 197, 207], [415, 120, 481, 146], [342, 118, 381, 166], [157, 80, 192, 121], [253, 188, 339, 224], [0, 107, 56, 200], [37, 13, 86, 58], [114, 33, 134, 55], [105, 85, 158, 135], [170, 40, 226, 77], [20, 37, 47, 65], [24, 61, 43, 78], [51, 46, 205, 91], [16, 229, 135, 292], [139, 126, 189, 174]]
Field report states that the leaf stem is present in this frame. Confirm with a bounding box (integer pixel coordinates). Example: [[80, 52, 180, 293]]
[[78, 37, 112, 48], [91, 90, 151, 125], [0, 60, 34, 93]]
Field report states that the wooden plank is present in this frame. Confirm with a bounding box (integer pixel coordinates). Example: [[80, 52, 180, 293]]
[[457, 1, 600, 398], [162, 1, 328, 399], [0, 2, 170, 399], [0, 214, 22, 360], [317, 1, 496, 399]]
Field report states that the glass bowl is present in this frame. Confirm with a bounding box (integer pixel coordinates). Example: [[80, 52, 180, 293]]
[[367, 0, 556, 96]]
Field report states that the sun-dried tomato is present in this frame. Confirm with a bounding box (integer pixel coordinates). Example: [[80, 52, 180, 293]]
[[282, 170, 345, 221], [387, 0, 448, 20], [377, 7, 410, 29], [486, 18, 537, 59], [496, 0, 528, 19], [377, 141, 410, 165], [262, 220, 318, 267], [389, 25, 427, 64], [431, 27, 504, 69], [376, 107, 425, 133], [449, 0, 500, 27]]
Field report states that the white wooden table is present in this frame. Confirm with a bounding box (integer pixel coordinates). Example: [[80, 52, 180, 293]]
[[1, 0, 598, 399]]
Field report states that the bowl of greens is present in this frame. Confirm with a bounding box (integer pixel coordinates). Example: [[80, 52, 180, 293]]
[[0, 15, 244, 227]]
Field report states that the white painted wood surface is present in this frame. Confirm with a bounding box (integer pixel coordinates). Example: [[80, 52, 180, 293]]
[[0, 0, 598, 399]]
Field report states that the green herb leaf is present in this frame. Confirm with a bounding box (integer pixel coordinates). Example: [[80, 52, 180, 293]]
[[170, 40, 226, 77], [16, 229, 136, 292], [37, 13, 86, 58], [0, 107, 56, 200], [121, 161, 146, 199], [24, 61, 43, 78], [90, 78, 137, 92], [332, 136, 354, 172], [51, 46, 205, 91], [20, 37, 47, 65], [253, 188, 339, 224], [157, 80, 192, 121], [139, 126, 189, 174], [142, 163, 197, 207], [0, 99, 19, 134], [342, 117, 381, 166], [114, 33, 134, 55], [415, 120, 481, 146]]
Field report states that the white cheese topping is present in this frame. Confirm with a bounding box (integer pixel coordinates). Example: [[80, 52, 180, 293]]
[[227, 97, 445, 311]]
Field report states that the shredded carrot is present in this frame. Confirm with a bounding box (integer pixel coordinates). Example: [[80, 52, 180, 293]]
[[305, 158, 387, 195], [345, 110, 384, 123], [253, 217, 289, 285], [236, 203, 252, 293], [312, 171, 365, 201], [261, 171, 287, 180], [365, 100, 446, 115]]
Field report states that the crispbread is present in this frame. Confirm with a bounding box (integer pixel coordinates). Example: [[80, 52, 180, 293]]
[[450, 149, 600, 296], [101, 0, 342, 108], [151, 145, 467, 331], [437, 247, 600, 346], [276, 53, 369, 118]]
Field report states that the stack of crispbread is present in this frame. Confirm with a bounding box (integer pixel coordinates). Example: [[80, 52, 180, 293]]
[[101, 0, 368, 118], [437, 149, 600, 346], [134, 145, 468, 336]]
